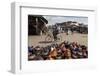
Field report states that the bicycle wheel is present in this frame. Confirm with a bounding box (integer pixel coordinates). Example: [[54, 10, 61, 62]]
[[45, 35, 53, 42]]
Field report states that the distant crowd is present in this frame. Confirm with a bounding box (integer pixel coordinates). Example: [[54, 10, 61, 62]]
[[28, 41, 88, 60]]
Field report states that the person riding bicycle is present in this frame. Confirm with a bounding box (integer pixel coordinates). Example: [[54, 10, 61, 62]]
[[52, 25, 59, 41]]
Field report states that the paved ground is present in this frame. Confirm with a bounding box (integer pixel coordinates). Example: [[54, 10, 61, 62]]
[[28, 33, 88, 47]]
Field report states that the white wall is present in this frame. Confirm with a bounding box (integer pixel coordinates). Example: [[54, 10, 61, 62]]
[[0, 0, 100, 76]]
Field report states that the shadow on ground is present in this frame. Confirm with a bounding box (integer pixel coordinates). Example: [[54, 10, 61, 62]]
[[39, 41, 53, 43]]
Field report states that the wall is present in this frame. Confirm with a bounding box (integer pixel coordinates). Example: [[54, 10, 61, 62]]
[[0, 0, 100, 76]]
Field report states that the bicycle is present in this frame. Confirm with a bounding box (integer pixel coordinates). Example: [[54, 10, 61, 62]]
[[45, 31, 62, 42]]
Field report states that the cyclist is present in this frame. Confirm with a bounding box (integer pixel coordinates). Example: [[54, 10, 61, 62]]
[[52, 25, 59, 41]]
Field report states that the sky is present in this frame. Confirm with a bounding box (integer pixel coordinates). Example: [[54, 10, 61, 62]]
[[43, 15, 88, 25]]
